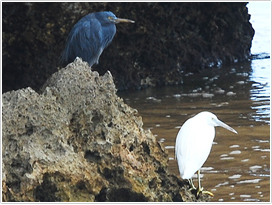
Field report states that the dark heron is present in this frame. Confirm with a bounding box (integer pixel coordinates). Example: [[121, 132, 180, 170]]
[[60, 11, 135, 67]]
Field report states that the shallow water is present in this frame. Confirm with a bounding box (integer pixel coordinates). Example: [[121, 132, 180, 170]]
[[117, 2, 270, 202], [118, 61, 270, 202]]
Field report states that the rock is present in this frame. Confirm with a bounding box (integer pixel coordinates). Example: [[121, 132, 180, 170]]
[[2, 2, 254, 92], [2, 58, 212, 202]]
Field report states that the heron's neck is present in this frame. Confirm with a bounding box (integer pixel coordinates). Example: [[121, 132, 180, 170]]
[[101, 24, 116, 49]]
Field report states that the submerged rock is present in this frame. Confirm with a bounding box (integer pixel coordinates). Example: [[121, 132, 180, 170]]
[[2, 58, 212, 202]]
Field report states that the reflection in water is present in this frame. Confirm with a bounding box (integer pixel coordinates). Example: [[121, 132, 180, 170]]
[[247, 1, 270, 124], [250, 59, 270, 123]]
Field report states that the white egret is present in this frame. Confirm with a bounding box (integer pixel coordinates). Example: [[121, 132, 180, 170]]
[[175, 111, 238, 197]]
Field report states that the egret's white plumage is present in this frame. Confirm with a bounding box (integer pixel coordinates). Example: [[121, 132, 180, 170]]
[[175, 111, 237, 196]]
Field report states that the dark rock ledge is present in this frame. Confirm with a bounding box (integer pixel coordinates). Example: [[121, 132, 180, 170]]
[[3, 2, 254, 92], [2, 58, 211, 202]]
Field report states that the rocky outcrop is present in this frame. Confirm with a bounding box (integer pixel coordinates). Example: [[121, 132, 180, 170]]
[[2, 2, 254, 92], [2, 58, 212, 202]]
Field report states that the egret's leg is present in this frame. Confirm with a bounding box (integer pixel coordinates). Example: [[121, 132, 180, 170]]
[[188, 178, 196, 190], [196, 170, 214, 197], [197, 170, 203, 195]]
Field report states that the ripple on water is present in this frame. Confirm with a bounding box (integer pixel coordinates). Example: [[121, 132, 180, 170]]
[[214, 88, 225, 94], [229, 150, 241, 155], [215, 181, 229, 187], [202, 93, 214, 98], [228, 174, 242, 179], [253, 148, 270, 152], [220, 153, 235, 160], [200, 167, 214, 172], [243, 198, 261, 202], [210, 102, 229, 107], [236, 80, 245, 85], [237, 179, 261, 184], [255, 139, 269, 143], [146, 96, 161, 103], [173, 94, 181, 98], [158, 138, 165, 143], [220, 156, 234, 160], [229, 144, 240, 148], [226, 91, 236, 96], [249, 165, 262, 172], [164, 145, 175, 149]]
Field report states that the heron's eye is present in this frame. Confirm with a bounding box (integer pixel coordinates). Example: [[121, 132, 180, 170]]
[[108, 16, 113, 20]]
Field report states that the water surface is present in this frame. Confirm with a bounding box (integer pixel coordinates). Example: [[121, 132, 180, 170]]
[[117, 2, 270, 202]]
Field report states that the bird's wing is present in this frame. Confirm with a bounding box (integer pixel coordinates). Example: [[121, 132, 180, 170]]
[[100, 24, 116, 50], [175, 119, 214, 179], [62, 14, 103, 66]]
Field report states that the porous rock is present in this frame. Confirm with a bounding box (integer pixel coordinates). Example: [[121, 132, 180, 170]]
[[3, 2, 254, 92], [2, 58, 212, 202]]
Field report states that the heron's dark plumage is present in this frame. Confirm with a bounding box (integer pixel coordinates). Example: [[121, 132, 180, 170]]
[[60, 11, 133, 67]]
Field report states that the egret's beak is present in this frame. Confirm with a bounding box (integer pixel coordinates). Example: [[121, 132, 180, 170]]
[[216, 119, 238, 134], [114, 18, 135, 24]]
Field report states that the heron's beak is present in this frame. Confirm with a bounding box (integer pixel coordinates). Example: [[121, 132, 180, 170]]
[[216, 119, 238, 134], [114, 18, 135, 24]]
